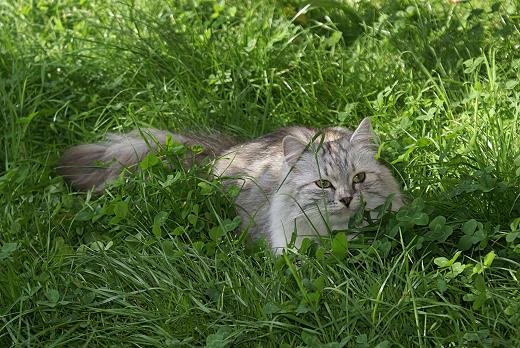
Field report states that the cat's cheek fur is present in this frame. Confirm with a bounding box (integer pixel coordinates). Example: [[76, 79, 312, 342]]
[[268, 197, 294, 254]]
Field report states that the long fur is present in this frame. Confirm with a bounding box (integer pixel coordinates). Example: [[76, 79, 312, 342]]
[[58, 119, 403, 253], [57, 128, 235, 192]]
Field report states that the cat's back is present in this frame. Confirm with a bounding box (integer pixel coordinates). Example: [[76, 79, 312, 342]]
[[212, 125, 353, 178], [247, 125, 353, 145], [213, 126, 301, 178]]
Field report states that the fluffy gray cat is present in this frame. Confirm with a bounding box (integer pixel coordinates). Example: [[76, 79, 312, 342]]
[[58, 118, 403, 253]]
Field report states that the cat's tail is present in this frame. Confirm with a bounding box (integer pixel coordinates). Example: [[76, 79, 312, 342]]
[[57, 128, 235, 193]]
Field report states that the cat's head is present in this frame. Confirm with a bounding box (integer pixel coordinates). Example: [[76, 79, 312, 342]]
[[278, 118, 403, 234]]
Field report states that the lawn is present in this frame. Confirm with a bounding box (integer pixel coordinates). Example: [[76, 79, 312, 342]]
[[1, 0, 519, 346]]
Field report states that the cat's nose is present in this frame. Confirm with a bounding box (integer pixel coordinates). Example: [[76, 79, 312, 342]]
[[340, 196, 353, 207]]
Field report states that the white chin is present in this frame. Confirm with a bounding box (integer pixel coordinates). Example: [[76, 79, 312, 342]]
[[323, 210, 352, 231]]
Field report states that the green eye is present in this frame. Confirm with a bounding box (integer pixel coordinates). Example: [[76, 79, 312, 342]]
[[353, 172, 366, 184], [315, 179, 333, 189]]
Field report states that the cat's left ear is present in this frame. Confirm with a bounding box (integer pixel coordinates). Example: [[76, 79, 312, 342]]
[[350, 117, 375, 146]]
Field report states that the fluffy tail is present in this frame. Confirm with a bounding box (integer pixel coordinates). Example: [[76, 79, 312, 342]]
[[57, 128, 234, 192]]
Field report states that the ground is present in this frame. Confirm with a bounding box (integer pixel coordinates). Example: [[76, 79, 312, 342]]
[[1, 0, 519, 346]]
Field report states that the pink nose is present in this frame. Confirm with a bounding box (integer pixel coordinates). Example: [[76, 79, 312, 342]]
[[340, 196, 353, 207]]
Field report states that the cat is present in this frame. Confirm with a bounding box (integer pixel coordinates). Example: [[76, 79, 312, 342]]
[[57, 118, 403, 253]]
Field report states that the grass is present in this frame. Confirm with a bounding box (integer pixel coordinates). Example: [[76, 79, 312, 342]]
[[1, 0, 520, 346]]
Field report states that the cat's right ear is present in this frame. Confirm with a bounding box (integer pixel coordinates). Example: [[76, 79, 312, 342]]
[[350, 117, 372, 144], [282, 136, 307, 166]]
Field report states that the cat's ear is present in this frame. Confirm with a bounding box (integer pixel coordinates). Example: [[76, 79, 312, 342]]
[[282, 135, 307, 166], [350, 117, 374, 146]]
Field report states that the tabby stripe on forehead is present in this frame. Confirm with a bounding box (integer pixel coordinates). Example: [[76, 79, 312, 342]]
[[322, 159, 332, 177], [339, 141, 348, 153], [326, 143, 343, 167], [342, 153, 351, 168], [314, 148, 328, 176], [324, 142, 332, 154]]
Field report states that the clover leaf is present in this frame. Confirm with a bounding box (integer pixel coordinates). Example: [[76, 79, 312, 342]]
[[425, 216, 453, 242]]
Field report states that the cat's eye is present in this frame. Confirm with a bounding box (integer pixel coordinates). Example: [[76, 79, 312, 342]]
[[315, 179, 333, 189], [352, 172, 366, 184]]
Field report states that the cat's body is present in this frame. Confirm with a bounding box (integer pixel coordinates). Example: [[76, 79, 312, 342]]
[[58, 119, 403, 252]]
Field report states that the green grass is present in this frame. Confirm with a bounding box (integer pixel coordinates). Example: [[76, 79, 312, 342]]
[[1, 0, 520, 346]]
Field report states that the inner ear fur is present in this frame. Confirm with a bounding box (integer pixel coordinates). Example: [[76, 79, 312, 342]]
[[350, 117, 376, 147], [282, 135, 308, 166]]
